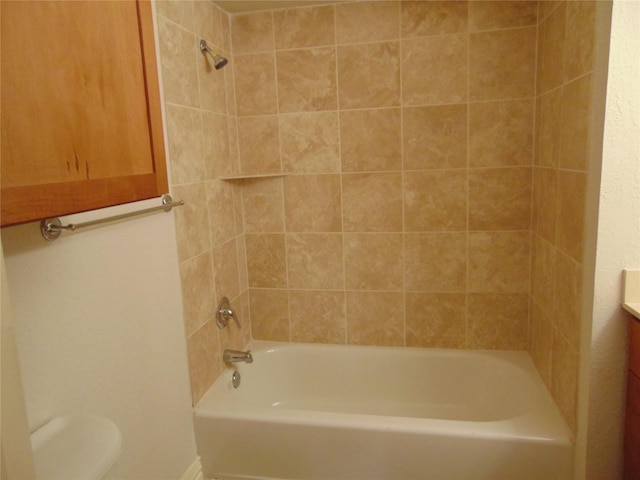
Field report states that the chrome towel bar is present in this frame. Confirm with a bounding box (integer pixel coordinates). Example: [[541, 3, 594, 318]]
[[40, 194, 184, 241]]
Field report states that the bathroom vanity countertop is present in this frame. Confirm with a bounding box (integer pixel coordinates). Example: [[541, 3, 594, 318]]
[[623, 270, 640, 320]]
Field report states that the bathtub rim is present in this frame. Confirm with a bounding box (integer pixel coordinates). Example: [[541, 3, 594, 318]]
[[196, 340, 573, 446]]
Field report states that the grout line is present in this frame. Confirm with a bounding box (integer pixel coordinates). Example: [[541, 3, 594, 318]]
[[269, 10, 293, 343], [398, 0, 407, 348], [332, 5, 349, 347], [465, 2, 471, 349]]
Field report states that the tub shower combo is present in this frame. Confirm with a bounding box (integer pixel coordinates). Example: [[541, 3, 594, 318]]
[[196, 301, 572, 479]]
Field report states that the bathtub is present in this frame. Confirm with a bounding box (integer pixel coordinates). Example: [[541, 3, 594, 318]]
[[195, 341, 573, 480]]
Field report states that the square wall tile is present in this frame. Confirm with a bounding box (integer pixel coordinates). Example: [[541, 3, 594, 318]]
[[242, 177, 285, 233], [346, 292, 404, 346], [469, 1, 538, 31], [249, 289, 290, 341], [193, 0, 230, 51], [280, 112, 340, 173], [344, 234, 404, 291], [231, 11, 274, 54], [276, 47, 337, 113], [290, 290, 346, 344], [530, 301, 553, 387], [405, 233, 467, 292], [532, 234, 556, 315], [468, 231, 531, 293], [532, 167, 558, 243], [340, 108, 402, 172], [535, 89, 563, 168], [335, 1, 399, 44], [537, 3, 566, 94], [186, 321, 220, 404], [401, 1, 468, 37], [234, 53, 277, 116], [470, 27, 536, 101], [202, 112, 231, 180], [197, 46, 228, 115], [403, 104, 467, 170], [213, 238, 241, 301], [563, 1, 596, 82], [467, 293, 529, 349], [553, 251, 582, 349], [286, 233, 344, 290], [165, 104, 205, 185], [237, 116, 281, 175], [338, 41, 401, 109], [180, 252, 216, 337], [402, 34, 468, 106], [172, 183, 210, 261], [207, 179, 237, 246], [157, 16, 199, 107], [245, 234, 287, 288], [156, 1, 194, 31], [404, 170, 467, 232], [273, 5, 335, 49], [469, 99, 534, 168], [342, 173, 403, 232], [469, 167, 532, 230], [551, 330, 578, 433], [559, 74, 592, 171], [556, 170, 586, 262], [284, 174, 342, 232], [405, 292, 466, 348]]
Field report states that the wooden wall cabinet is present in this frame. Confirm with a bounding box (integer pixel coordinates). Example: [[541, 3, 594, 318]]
[[0, 0, 167, 227], [625, 317, 640, 479]]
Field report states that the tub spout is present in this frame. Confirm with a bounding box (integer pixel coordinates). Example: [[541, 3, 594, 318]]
[[223, 349, 253, 364]]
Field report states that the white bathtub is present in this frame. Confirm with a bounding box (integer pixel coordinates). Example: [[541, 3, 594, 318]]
[[195, 341, 573, 480]]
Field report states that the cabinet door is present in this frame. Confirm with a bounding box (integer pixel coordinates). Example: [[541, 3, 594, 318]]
[[1, 0, 167, 227]]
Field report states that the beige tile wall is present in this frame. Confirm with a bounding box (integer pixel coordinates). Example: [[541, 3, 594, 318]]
[[231, 0, 538, 353], [155, 1, 597, 432], [156, 1, 249, 405], [531, 0, 597, 435]]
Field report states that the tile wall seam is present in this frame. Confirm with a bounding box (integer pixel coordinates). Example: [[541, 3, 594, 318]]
[[267, 9, 293, 342], [396, 0, 407, 347], [465, 1, 471, 349], [328, 5, 349, 346], [526, 4, 543, 349], [225, 9, 250, 348]]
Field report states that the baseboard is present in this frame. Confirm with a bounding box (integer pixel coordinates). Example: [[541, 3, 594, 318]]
[[180, 456, 204, 480]]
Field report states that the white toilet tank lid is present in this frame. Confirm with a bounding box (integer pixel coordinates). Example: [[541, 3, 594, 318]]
[[31, 414, 122, 480]]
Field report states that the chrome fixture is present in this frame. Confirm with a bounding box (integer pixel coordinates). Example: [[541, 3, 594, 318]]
[[232, 371, 241, 388], [216, 297, 240, 329], [223, 349, 253, 364], [40, 194, 184, 241], [199, 39, 228, 70]]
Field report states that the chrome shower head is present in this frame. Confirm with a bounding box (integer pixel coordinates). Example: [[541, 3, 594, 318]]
[[199, 39, 228, 70], [212, 54, 228, 70]]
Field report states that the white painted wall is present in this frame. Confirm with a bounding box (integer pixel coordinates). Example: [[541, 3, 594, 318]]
[[1, 201, 198, 479], [578, 0, 640, 477]]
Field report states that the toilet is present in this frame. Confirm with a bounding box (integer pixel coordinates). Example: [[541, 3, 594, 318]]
[[30, 415, 121, 480]]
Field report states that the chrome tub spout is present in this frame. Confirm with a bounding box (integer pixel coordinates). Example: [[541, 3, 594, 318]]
[[223, 349, 253, 364]]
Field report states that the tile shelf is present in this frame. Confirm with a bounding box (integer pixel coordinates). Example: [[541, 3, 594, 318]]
[[221, 173, 287, 181], [623, 270, 640, 320]]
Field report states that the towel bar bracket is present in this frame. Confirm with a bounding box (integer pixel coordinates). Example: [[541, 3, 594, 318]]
[[40, 194, 184, 241]]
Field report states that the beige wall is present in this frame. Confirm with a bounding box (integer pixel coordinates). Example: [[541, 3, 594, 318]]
[[156, 1, 249, 405], [530, 1, 598, 436], [234, 1, 538, 353]]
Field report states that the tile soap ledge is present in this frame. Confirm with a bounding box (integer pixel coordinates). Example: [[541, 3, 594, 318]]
[[623, 270, 640, 320], [221, 173, 287, 180]]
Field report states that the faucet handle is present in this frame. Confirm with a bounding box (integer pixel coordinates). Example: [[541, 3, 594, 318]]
[[216, 297, 240, 329]]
